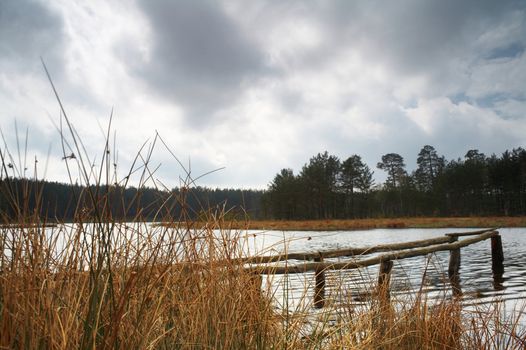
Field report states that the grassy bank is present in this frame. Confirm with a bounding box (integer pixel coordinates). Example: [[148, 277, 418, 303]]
[[228, 216, 526, 231]]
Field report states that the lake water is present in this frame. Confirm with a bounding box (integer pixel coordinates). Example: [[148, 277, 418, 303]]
[[242, 228, 526, 313]]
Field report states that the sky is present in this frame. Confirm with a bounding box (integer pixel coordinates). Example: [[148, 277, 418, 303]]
[[1, 0, 526, 190]]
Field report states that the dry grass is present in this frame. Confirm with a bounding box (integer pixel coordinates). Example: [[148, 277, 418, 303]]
[[228, 216, 526, 231], [0, 209, 278, 349]]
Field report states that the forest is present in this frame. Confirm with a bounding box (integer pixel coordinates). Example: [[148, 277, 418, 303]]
[[263, 145, 526, 219], [1, 145, 525, 222], [0, 179, 264, 222]]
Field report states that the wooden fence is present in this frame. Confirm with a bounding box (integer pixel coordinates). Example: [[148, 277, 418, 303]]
[[245, 228, 504, 308]]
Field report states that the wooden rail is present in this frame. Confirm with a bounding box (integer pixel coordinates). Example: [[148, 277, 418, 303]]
[[237, 235, 456, 265], [0, 223, 58, 229], [245, 228, 504, 309], [445, 228, 498, 237]]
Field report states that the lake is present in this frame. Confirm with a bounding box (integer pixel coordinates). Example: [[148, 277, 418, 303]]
[[242, 227, 526, 313]]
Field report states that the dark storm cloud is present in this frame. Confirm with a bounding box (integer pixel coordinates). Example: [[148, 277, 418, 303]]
[[125, 0, 526, 124], [0, 0, 64, 72], [319, 0, 522, 68], [133, 0, 270, 126], [317, 0, 526, 122], [0, 0, 67, 157], [281, 0, 523, 80]]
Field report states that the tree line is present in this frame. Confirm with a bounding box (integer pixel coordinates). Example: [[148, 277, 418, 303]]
[[0, 178, 265, 222], [262, 146, 526, 219], [2, 145, 525, 222]]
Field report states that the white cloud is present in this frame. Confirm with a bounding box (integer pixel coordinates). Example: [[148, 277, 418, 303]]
[[405, 97, 526, 158]]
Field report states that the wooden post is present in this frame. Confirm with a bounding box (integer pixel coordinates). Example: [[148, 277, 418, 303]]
[[314, 255, 325, 309], [491, 234, 504, 274], [374, 259, 394, 337], [491, 234, 504, 289], [377, 259, 393, 301], [248, 272, 263, 305], [448, 248, 462, 296]]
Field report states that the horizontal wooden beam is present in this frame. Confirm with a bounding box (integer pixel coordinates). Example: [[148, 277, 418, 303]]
[[0, 223, 58, 229], [236, 235, 455, 265], [445, 228, 497, 237], [247, 231, 498, 275]]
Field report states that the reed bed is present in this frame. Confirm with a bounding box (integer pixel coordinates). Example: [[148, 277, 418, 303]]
[[0, 192, 278, 349], [222, 216, 526, 231], [1, 76, 525, 348]]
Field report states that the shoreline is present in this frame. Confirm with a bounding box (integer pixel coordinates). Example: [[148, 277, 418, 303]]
[[223, 216, 526, 231]]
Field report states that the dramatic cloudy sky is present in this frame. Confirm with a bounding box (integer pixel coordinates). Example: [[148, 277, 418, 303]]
[[1, 0, 525, 189]]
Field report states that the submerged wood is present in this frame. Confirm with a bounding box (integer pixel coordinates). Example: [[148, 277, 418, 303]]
[[491, 234, 505, 290], [313, 255, 325, 309], [248, 230, 498, 275], [491, 235, 505, 275], [238, 235, 455, 265], [448, 248, 462, 296], [377, 259, 394, 301], [448, 249, 461, 279]]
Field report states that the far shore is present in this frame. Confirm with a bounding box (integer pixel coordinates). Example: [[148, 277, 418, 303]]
[[6, 217, 525, 232], [220, 216, 526, 231]]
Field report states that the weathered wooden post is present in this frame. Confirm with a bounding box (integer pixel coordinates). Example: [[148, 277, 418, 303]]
[[491, 234, 504, 274], [377, 259, 393, 301], [374, 259, 394, 339], [314, 254, 325, 308], [249, 272, 263, 304], [448, 248, 462, 296], [491, 233, 504, 289]]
